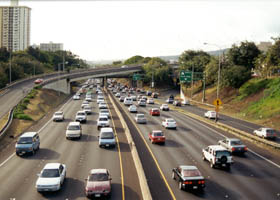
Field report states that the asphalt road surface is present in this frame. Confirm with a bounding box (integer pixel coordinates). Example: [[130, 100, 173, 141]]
[[113, 91, 280, 200], [0, 90, 141, 200]]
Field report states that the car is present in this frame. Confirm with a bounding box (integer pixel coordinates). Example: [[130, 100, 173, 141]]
[[52, 111, 64, 122], [97, 96, 105, 104], [85, 97, 92, 102], [97, 115, 110, 130], [160, 104, 169, 111], [204, 111, 217, 119], [83, 105, 92, 115], [85, 168, 112, 198], [128, 105, 137, 113], [36, 163, 66, 192], [115, 93, 121, 97], [34, 78, 43, 84], [151, 92, 159, 98], [202, 145, 233, 169], [142, 96, 148, 101], [253, 127, 277, 139], [15, 132, 40, 156], [137, 94, 143, 100], [99, 109, 110, 118], [66, 122, 82, 139], [98, 128, 116, 148], [150, 108, 160, 116], [99, 102, 107, 109], [172, 165, 205, 191], [146, 91, 152, 96], [166, 98, 174, 104], [218, 138, 248, 154], [140, 89, 146, 94], [131, 95, 137, 101], [182, 99, 190, 105], [73, 95, 80, 100], [173, 100, 182, 106], [135, 114, 147, 124], [75, 111, 87, 123], [124, 97, 133, 106], [119, 96, 125, 102], [162, 118, 177, 129], [169, 94, 174, 99], [148, 130, 165, 144], [81, 101, 90, 109], [147, 98, 154, 104], [138, 99, 146, 107], [121, 65, 128, 68]]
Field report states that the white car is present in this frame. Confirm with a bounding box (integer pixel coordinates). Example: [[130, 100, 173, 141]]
[[36, 163, 66, 192], [182, 99, 190, 105], [83, 105, 92, 114], [52, 111, 64, 122], [97, 96, 105, 104], [253, 128, 277, 139], [147, 98, 154, 104], [162, 118, 177, 129], [99, 109, 110, 118], [75, 111, 87, 123], [115, 93, 121, 97], [81, 101, 90, 108], [204, 111, 217, 119], [138, 99, 146, 107], [73, 95, 80, 100], [66, 122, 82, 139], [160, 104, 169, 111], [131, 95, 137, 101], [99, 102, 107, 109], [85, 97, 92, 102], [99, 127, 116, 148], [97, 115, 110, 130], [128, 105, 137, 113], [124, 97, 133, 106]]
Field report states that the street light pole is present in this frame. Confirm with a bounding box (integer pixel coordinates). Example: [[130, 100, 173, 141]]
[[204, 42, 222, 99], [9, 50, 12, 84]]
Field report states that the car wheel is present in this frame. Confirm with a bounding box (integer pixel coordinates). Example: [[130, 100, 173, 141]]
[[97, 126, 100, 130], [172, 172, 176, 180], [210, 161, 215, 168], [32, 149, 35, 155], [202, 155, 206, 161], [179, 181, 183, 190]]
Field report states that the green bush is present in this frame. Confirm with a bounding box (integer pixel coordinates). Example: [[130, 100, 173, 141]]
[[23, 98, 30, 104], [14, 113, 33, 121]]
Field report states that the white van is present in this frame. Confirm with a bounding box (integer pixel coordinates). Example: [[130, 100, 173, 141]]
[[66, 122, 82, 139], [124, 97, 133, 106], [98, 128, 116, 148]]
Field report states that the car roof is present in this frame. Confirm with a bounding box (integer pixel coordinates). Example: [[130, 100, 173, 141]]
[[69, 122, 80, 126], [55, 111, 63, 114], [20, 132, 37, 137], [152, 130, 163, 133], [137, 114, 144, 116], [179, 165, 198, 171], [227, 138, 241, 141], [90, 168, 108, 174], [100, 127, 113, 132], [43, 163, 61, 169], [77, 110, 86, 113], [166, 118, 174, 120], [208, 145, 228, 151]]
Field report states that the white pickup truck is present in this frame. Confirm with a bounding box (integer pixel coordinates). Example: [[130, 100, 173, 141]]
[[253, 128, 276, 139]]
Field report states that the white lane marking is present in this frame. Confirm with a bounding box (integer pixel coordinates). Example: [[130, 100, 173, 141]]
[[0, 96, 74, 168], [180, 112, 280, 169]]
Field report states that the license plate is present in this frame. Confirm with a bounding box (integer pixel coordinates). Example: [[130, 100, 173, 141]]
[[222, 164, 226, 167], [158, 138, 161, 140], [95, 194, 101, 197], [106, 144, 109, 147], [193, 186, 198, 189]]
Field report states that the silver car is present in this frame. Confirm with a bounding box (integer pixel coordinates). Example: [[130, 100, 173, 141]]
[[135, 114, 147, 124]]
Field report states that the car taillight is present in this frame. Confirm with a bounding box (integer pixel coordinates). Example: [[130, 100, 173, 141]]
[[184, 181, 193, 184], [198, 180, 205, 184], [232, 147, 235, 152], [166, 123, 168, 125], [244, 147, 248, 151]]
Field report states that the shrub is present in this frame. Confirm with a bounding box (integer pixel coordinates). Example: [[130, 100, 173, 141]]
[[14, 113, 33, 121]]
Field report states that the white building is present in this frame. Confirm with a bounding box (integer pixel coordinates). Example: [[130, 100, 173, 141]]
[[0, 2, 31, 52], [40, 42, 63, 52]]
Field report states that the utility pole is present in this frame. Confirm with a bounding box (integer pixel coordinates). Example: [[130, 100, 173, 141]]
[[202, 72, 206, 102], [191, 64, 194, 99], [9, 50, 12, 84], [62, 52, 65, 72]]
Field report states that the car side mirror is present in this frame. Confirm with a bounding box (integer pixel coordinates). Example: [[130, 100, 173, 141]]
[[37, 173, 41, 177], [109, 178, 112, 180], [85, 178, 88, 181]]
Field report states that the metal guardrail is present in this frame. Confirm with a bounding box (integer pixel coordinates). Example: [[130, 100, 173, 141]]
[[0, 107, 15, 140]]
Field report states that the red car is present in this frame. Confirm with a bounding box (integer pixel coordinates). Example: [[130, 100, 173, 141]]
[[85, 169, 112, 198], [150, 108, 160, 116], [149, 130, 165, 144], [34, 78, 43, 84]]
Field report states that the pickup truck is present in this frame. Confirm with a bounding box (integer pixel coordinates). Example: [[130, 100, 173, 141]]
[[218, 138, 247, 154], [253, 127, 277, 139]]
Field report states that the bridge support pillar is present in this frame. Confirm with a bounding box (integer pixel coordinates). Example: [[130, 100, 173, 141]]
[[43, 79, 71, 94]]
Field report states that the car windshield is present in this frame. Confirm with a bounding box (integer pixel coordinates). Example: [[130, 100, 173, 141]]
[[231, 140, 242, 145], [99, 118, 108, 121], [18, 137, 32, 144], [77, 112, 85, 116], [153, 132, 163, 136], [54, 113, 62, 116], [167, 119, 175, 122], [101, 132, 114, 139], [183, 169, 201, 177], [100, 110, 108, 113], [153, 109, 159, 112], [68, 125, 80, 130], [215, 151, 231, 157], [41, 169, 60, 178], [266, 129, 275, 133], [137, 115, 144, 118], [89, 173, 109, 181]]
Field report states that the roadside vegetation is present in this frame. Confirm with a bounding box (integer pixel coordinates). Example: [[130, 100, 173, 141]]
[[0, 47, 88, 89]]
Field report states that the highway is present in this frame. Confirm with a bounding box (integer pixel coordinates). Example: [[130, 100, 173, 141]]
[[112, 90, 280, 200], [0, 90, 141, 199]]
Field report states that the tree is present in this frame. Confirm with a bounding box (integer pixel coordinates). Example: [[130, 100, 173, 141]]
[[124, 55, 144, 65], [227, 41, 260, 70], [0, 47, 10, 62], [179, 50, 210, 72], [0, 66, 8, 88], [265, 39, 280, 74], [113, 61, 122, 65], [221, 65, 251, 88], [205, 57, 219, 85]]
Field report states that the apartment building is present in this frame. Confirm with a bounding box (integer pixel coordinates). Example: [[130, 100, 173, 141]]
[[0, 5, 31, 51], [40, 42, 63, 52]]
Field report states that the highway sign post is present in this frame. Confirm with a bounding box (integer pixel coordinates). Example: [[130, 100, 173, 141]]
[[213, 98, 222, 122]]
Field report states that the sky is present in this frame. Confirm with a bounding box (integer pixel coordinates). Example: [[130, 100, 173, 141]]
[[1, 0, 280, 61]]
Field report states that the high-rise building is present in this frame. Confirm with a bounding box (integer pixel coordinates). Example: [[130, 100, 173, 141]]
[[0, 1, 31, 52], [40, 42, 64, 52]]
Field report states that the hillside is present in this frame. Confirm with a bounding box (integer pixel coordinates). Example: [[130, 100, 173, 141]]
[[190, 77, 280, 129]]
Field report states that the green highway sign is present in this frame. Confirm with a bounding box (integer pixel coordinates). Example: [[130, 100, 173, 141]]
[[180, 71, 192, 82], [133, 74, 143, 81]]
